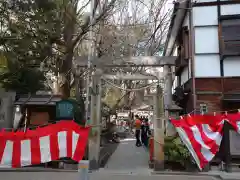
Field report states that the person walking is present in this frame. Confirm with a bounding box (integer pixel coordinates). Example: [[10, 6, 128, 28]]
[[134, 115, 142, 147], [141, 117, 151, 147]]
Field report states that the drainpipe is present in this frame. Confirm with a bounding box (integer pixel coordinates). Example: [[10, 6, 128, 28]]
[[188, 0, 197, 113]]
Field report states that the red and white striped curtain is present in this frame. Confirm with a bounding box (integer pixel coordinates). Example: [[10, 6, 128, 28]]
[[0, 121, 90, 168], [170, 113, 240, 170]]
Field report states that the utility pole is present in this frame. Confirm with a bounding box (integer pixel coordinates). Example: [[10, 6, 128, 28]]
[[85, 0, 94, 122], [88, 70, 102, 170], [75, 66, 85, 122], [85, 0, 97, 171], [153, 84, 165, 170]]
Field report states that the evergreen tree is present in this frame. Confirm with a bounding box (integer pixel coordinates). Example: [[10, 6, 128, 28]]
[[0, 0, 61, 93]]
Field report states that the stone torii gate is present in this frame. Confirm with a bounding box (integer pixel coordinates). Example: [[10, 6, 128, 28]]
[[74, 56, 176, 170]]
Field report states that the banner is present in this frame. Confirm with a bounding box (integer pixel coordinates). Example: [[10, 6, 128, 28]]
[[0, 121, 90, 168], [170, 113, 240, 170]]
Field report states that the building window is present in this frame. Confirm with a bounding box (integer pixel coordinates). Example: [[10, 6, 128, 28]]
[[220, 18, 240, 56], [200, 104, 208, 114]]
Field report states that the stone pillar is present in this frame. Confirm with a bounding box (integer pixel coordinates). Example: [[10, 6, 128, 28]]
[[164, 65, 173, 136], [153, 85, 165, 171]]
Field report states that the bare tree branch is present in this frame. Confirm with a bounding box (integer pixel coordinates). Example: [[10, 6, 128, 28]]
[[72, 0, 116, 48], [95, 0, 173, 107]]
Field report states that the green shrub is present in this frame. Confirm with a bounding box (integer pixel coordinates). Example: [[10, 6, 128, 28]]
[[164, 136, 192, 167]]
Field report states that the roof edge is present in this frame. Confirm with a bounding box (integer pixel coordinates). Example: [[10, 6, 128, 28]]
[[163, 2, 179, 56], [163, 0, 189, 56]]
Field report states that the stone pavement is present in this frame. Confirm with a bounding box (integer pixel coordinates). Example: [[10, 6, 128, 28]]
[[0, 171, 220, 180], [96, 137, 240, 180], [101, 137, 150, 175]]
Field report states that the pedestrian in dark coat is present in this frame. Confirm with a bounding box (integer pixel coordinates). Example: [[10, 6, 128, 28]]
[[141, 118, 151, 147]]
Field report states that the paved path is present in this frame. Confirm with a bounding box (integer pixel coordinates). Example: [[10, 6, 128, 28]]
[[101, 137, 150, 175]]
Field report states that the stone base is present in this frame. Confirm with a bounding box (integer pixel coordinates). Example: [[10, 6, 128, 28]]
[[63, 163, 78, 170], [149, 161, 154, 169], [202, 164, 210, 172], [89, 159, 99, 170], [154, 160, 164, 171]]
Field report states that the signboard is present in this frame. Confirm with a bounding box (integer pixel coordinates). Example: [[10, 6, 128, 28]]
[[229, 130, 240, 155], [56, 100, 74, 119]]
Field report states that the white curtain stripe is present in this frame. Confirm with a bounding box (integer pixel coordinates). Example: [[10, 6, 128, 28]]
[[0, 141, 13, 167], [39, 136, 51, 163], [20, 139, 31, 166], [58, 131, 67, 157], [72, 131, 80, 156]]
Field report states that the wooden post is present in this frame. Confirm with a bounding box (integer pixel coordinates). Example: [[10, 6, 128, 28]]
[[224, 122, 232, 172]]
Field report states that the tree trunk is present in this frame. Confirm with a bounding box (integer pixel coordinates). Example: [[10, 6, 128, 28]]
[[59, 51, 73, 98], [59, 3, 76, 99]]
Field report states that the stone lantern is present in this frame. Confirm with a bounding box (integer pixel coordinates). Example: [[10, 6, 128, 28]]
[[165, 102, 182, 136]]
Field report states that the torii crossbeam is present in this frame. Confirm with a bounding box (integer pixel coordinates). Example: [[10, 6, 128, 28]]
[[74, 56, 176, 68]]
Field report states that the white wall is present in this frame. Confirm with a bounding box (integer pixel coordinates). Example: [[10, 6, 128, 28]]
[[195, 26, 219, 54], [194, 54, 220, 77], [180, 66, 189, 85], [193, 6, 218, 26], [223, 57, 240, 77], [221, 4, 240, 15]]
